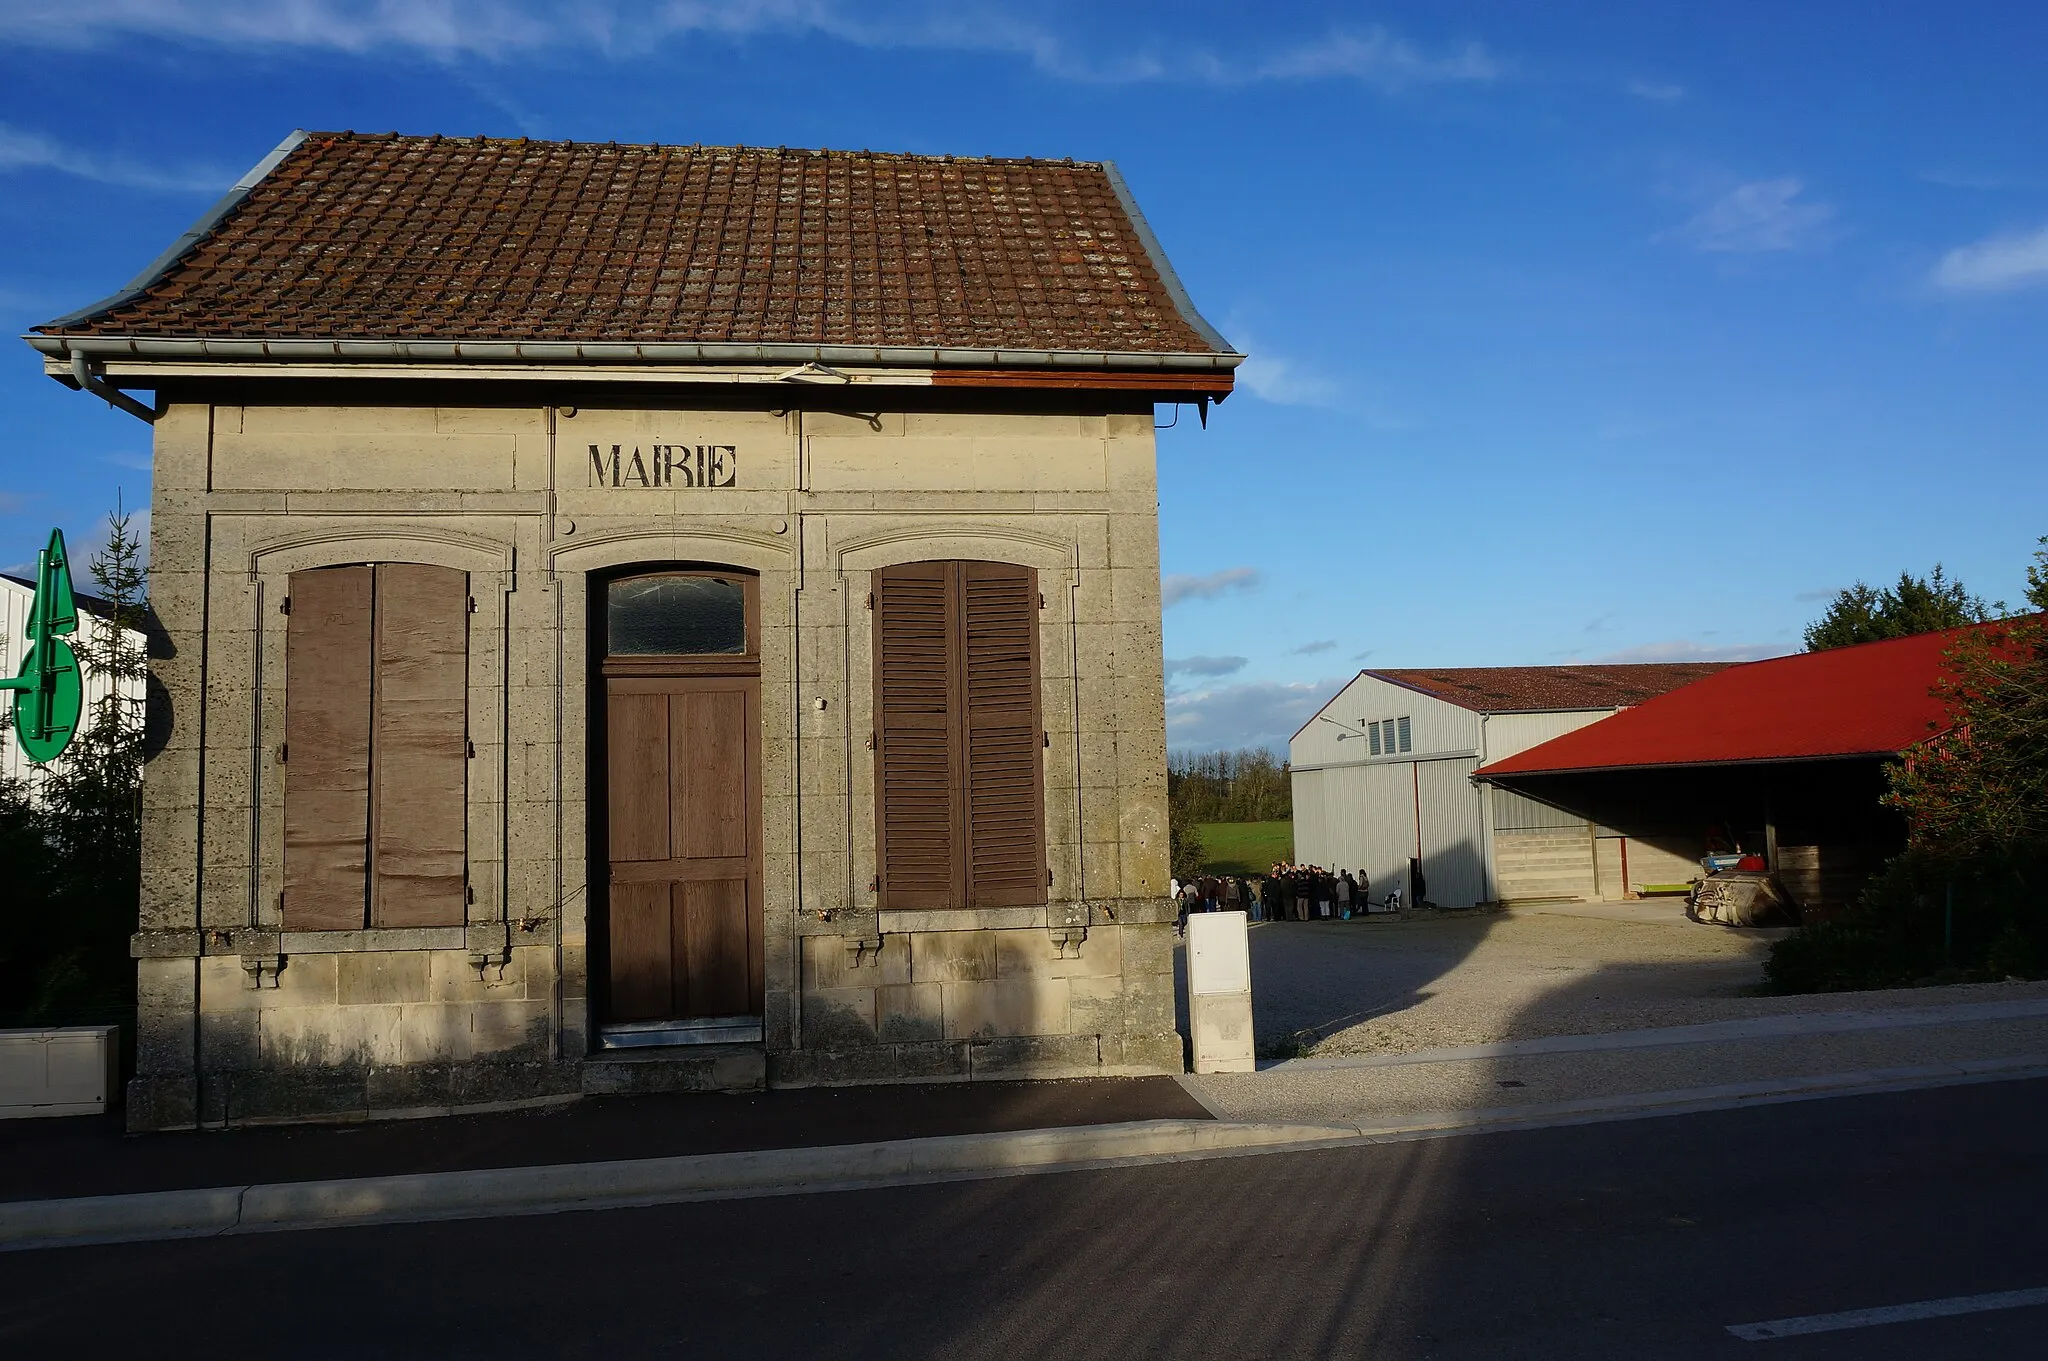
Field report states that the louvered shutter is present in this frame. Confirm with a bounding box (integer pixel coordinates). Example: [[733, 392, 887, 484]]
[[961, 563, 1046, 906], [873, 562, 961, 909], [282, 566, 374, 930], [873, 561, 1047, 910], [370, 563, 469, 927]]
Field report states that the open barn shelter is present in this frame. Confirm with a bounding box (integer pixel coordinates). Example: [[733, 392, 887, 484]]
[[1474, 630, 1984, 908], [26, 131, 1241, 1130]]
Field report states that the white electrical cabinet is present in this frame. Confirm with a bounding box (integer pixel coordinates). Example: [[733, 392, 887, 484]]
[[0, 1026, 120, 1118], [1185, 911, 1256, 1074]]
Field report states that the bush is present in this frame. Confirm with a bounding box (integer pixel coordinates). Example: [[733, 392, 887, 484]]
[[1765, 844, 2048, 993]]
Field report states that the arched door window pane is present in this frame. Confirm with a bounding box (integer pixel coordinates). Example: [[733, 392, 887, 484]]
[[606, 575, 746, 655]]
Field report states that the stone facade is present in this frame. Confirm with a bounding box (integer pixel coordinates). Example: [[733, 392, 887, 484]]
[[126, 388, 1181, 1130]]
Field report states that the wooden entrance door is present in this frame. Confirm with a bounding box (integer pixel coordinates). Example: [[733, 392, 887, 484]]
[[599, 572, 762, 1026]]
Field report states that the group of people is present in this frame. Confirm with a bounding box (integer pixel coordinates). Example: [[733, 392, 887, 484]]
[[1170, 863, 1392, 932]]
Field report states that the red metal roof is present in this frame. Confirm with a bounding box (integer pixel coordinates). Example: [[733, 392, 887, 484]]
[[1371, 663, 1730, 713], [1477, 628, 1980, 777]]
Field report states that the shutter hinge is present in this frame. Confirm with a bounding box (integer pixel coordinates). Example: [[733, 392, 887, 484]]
[[869, 875, 881, 892], [466, 884, 476, 905], [277, 889, 286, 910], [1039, 592, 1046, 609], [1043, 730, 1050, 748], [865, 592, 875, 611], [467, 596, 478, 613], [279, 597, 291, 615], [866, 731, 876, 750], [1048, 868, 1055, 887], [275, 743, 287, 763], [467, 739, 476, 758]]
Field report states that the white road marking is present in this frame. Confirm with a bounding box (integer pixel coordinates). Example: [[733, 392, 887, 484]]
[[1727, 1286, 2048, 1341]]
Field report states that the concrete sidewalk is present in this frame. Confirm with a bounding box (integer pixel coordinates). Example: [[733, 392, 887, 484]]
[[0, 1075, 1209, 1204], [1180, 995, 2048, 1125]]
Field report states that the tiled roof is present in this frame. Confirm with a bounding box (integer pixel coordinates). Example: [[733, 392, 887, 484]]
[[1371, 663, 1733, 714], [1476, 627, 2004, 777], [35, 131, 1234, 362]]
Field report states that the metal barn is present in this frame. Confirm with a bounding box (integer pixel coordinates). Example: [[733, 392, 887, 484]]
[[1289, 665, 1726, 908]]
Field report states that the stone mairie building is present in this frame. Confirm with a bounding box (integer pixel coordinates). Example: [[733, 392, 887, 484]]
[[26, 131, 1240, 1130]]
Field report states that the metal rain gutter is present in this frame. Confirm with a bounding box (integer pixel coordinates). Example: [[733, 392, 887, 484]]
[[25, 335, 1245, 373], [69, 351, 157, 424]]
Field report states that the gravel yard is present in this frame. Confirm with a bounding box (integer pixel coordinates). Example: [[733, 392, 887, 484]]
[[1174, 900, 2048, 1058]]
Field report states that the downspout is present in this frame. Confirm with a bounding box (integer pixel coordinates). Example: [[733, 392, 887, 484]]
[[70, 351, 158, 424]]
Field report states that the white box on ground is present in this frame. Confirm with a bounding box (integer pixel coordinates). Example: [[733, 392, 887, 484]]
[[0, 1026, 119, 1119], [1186, 910, 1255, 1073]]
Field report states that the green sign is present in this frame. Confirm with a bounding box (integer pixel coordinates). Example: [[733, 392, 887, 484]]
[[2, 529, 83, 763]]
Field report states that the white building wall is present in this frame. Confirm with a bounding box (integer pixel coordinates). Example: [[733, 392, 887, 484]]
[[0, 578, 145, 797], [1290, 673, 1481, 767], [1480, 709, 1616, 766], [1291, 675, 1487, 906]]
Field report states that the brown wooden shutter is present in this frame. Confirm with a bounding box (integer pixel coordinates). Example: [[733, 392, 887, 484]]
[[370, 563, 469, 928], [961, 563, 1046, 906], [872, 561, 1046, 910], [873, 562, 962, 909], [282, 566, 374, 930]]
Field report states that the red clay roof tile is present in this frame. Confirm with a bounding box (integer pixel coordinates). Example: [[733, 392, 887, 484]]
[[37, 133, 1233, 361]]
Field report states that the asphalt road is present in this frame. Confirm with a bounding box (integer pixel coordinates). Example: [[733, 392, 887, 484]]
[[8, 1078, 2048, 1360]]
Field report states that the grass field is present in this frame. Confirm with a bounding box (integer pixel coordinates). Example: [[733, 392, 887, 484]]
[[1194, 820, 1294, 876]]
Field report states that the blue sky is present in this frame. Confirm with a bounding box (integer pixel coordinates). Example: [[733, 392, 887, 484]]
[[2, 2, 2045, 751]]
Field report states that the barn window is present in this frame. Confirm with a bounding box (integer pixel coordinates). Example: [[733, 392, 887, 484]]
[[281, 563, 469, 930], [871, 561, 1046, 909], [1368, 723, 1382, 756], [1396, 715, 1412, 752]]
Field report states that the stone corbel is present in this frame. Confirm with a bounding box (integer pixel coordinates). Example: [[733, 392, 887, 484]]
[[844, 933, 885, 969], [241, 953, 284, 989], [466, 922, 512, 982], [1048, 926, 1087, 960]]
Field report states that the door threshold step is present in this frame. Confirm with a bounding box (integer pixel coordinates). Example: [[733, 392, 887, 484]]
[[599, 1018, 764, 1050]]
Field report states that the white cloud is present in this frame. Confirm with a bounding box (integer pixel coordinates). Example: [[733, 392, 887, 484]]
[[1590, 639, 1789, 664], [1290, 639, 1336, 655], [1627, 78, 1684, 102], [1166, 676, 1348, 754], [1931, 223, 2048, 293], [1247, 27, 1499, 89], [0, 3, 1500, 92], [101, 452, 156, 472], [1164, 655, 1247, 680], [1672, 178, 1833, 253], [0, 492, 30, 514], [1161, 566, 1260, 609], [0, 122, 231, 192], [1235, 349, 1339, 407]]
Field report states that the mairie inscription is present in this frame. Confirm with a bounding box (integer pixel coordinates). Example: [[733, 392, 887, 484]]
[[588, 444, 739, 488]]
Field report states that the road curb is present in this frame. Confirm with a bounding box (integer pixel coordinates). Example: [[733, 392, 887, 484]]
[[0, 1118, 1356, 1253], [9, 1058, 2047, 1253]]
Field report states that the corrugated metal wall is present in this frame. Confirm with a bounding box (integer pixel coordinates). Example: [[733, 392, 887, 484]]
[[1290, 754, 1488, 907], [1, 579, 146, 797], [1417, 756, 1485, 907], [1491, 785, 1582, 831], [1480, 709, 1614, 765]]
